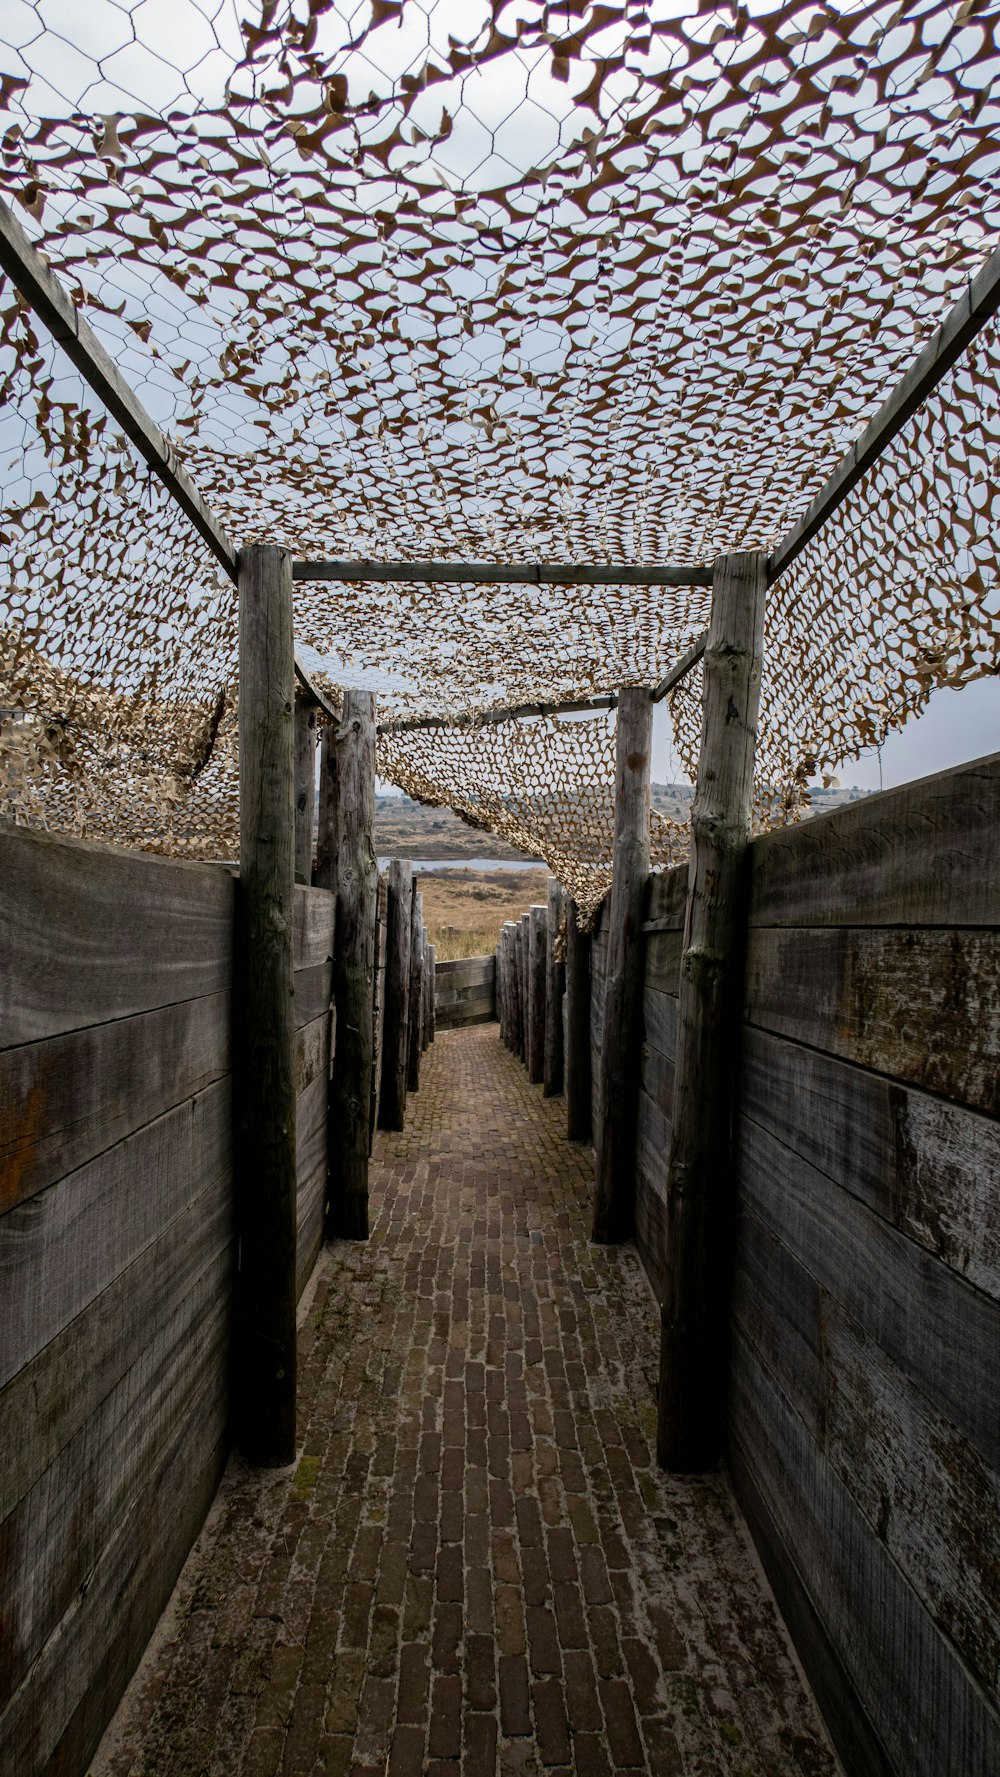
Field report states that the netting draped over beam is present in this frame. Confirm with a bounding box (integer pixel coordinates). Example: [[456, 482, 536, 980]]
[[1, 0, 999, 883]]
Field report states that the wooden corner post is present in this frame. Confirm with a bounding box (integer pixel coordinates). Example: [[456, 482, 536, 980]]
[[294, 695, 318, 883], [565, 897, 592, 1142], [657, 550, 765, 1472], [234, 543, 298, 1467], [378, 860, 414, 1131], [592, 685, 652, 1243], [327, 691, 378, 1241], [543, 880, 565, 1097]]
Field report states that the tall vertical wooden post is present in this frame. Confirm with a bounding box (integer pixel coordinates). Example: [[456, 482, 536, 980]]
[[592, 685, 652, 1244], [426, 942, 436, 1043], [379, 859, 413, 1130], [527, 904, 547, 1084], [565, 897, 592, 1142], [234, 542, 297, 1467], [327, 691, 377, 1242], [657, 551, 766, 1472], [314, 720, 339, 893], [543, 880, 565, 1097], [294, 695, 317, 883], [518, 912, 530, 1062], [407, 885, 424, 1091]]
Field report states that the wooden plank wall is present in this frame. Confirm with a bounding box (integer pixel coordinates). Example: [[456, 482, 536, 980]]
[[435, 955, 496, 1029], [627, 754, 1000, 1777], [0, 828, 336, 1777]]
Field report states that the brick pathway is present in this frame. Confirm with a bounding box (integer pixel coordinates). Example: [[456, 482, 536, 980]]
[[96, 1026, 839, 1777]]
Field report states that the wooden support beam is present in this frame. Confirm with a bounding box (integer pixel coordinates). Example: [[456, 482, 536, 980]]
[[407, 887, 424, 1092], [502, 922, 518, 1054], [657, 551, 766, 1472], [314, 721, 338, 893], [233, 543, 297, 1467], [370, 875, 388, 1147], [770, 241, 1000, 579], [592, 685, 652, 1244], [379, 692, 617, 737], [564, 898, 592, 1143], [544, 880, 565, 1098], [519, 913, 530, 1064], [294, 558, 712, 589], [327, 691, 377, 1242], [527, 905, 547, 1085], [294, 696, 318, 884], [426, 942, 437, 1044], [378, 860, 413, 1131]]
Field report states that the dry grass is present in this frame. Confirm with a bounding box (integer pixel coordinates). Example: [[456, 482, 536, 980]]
[[419, 866, 551, 961]]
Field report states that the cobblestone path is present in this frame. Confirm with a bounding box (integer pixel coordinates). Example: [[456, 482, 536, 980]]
[[96, 1025, 838, 1777]]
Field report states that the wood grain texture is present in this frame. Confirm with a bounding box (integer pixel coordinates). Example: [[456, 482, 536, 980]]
[[370, 883, 388, 1144], [406, 885, 424, 1093], [0, 825, 233, 1048], [293, 885, 335, 970], [644, 928, 683, 997], [659, 550, 765, 1470], [378, 860, 413, 1132], [741, 1026, 1000, 1298], [527, 905, 547, 1084], [642, 987, 677, 1063], [0, 991, 230, 1217], [314, 718, 339, 892], [294, 696, 318, 883], [517, 915, 529, 1061], [592, 686, 652, 1243], [743, 925, 1000, 1116], [645, 866, 687, 930], [234, 541, 298, 1467], [544, 880, 565, 1097], [328, 690, 377, 1240], [749, 753, 1000, 929], [737, 1114, 1000, 1470], [734, 1211, 1000, 1704], [0, 1079, 231, 1391], [729, 1330, 1000, 1777], [565, 898, 592, 1143]]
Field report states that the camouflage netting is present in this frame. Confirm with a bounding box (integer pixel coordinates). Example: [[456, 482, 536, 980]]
[[1, 0, 999, 910]]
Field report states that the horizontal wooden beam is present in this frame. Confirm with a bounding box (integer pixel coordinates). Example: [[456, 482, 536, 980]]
[[294, 558, 713, 589], [769, 240, 1000, 580], [650, 630, 708, 703], [0, 194, 238, 580], [378, 691, 618, 736]]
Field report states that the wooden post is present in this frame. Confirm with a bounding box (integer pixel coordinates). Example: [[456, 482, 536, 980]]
[[657, 551, 766, 1472], [565, 897, 592, 1142], [426, 942, 436, 1043], [421, 920, 432, 1051], [498, 928, 510, 1047], [314, 719, 338, 893], [591, 685, 652, 1244], [294, 695, 317, 883], [543, 880, 565, 1097], [234, 542, 297, 1467], [527, 905, 547, 1084], [407, 886, 424, 1092], [378, 860, 413, 1130], [370, 875, 388, 1148], [525, 909, 532, 1059], [327, 691, 377, 1241]]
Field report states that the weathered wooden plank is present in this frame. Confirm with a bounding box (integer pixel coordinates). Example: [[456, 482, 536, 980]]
[[749, 753, 1000, 929], [737, 1116, 1000, 1470], [544, 880, 565, 1097], [635, 1155, 668, 1301], [0, 1278, 229, 1708], [729, 1331, 1000, 1777], [565, 898, 592, 1143], [734, 1211, 1000, 1703], [297, 556, 712, 590], [235, 541, 298, 1467], [0, 826, 233, 1049], [293, 884, 335, 971], [294, 697, 318, 883], [642, 987, 677, 1063], [644, 929, 683, 998], [641, 1043, 675, 1125], [743, 927, 1000, 1117], [293, 961, 333, 1032], [435, 981, 496, 1009], [378, 860, 413, 1131], [0, 1338, 227, 1777], [660, 550, 765, 1470], [437, 1005, 498, 1030], [0, 1080, 231, 1392], [328, 690, 377, 1241], [0, 992, 230, 1217], [406, 886, 424, 1094], [434, 957, 496, 982], [527, 905, 547, 1085], [741, 1026, 1000, 1298], [593, 684, 653, 1244], [645, 866, 687, 929]]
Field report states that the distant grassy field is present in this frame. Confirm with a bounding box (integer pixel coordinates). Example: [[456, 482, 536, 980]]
[[418, 867, 551, 961]]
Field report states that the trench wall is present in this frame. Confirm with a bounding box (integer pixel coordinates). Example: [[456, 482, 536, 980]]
[[435, 954, 496, 1029], [0, 825, 337, 1777], [627, 753, 1000, 1777]]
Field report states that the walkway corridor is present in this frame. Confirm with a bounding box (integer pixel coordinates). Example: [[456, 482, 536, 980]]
[[96, 1027, 838, 1777]]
